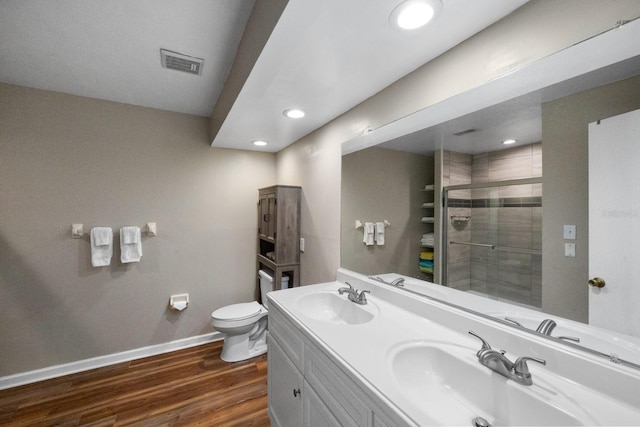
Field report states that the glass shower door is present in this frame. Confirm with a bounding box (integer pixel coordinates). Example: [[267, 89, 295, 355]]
[[443, 178, 542, 309]]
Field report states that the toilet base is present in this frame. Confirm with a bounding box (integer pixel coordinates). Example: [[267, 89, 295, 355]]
[[219, 317, 268, 362]]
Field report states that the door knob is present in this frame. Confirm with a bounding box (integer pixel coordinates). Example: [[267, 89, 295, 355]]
[[588, 277, 606, 288]]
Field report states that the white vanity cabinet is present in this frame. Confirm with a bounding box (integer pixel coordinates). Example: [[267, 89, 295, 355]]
[[268, 334, 303, 427], [268, 301, 403, 427]]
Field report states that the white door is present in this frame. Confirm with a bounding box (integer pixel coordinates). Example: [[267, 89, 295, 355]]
[[588, 108, 640, 338]]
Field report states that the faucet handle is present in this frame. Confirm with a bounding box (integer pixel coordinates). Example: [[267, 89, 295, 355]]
[[338, 282, 354, 295], [504, 317, 523, 327], [358, 289, 370, 304], [513, 356, 546, 376], [468, 331, 492, 356]]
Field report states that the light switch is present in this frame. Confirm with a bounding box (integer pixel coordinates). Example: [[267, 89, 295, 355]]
[[563, 225, 576, 240], [300, 237, 305, 252], [565, 243, 576, 257]]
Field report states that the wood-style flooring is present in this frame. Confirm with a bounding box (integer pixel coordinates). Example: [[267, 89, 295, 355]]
[[0, 340, 270, 427]]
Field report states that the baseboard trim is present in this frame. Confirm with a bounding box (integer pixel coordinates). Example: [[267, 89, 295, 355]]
[[0, 332, 224, 390]]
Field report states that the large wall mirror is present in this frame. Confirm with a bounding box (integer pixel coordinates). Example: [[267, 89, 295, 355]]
[[341, 22, 640, 367]]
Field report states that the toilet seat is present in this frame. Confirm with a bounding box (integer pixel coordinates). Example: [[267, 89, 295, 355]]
[[212, 301, 263, 321], [211, 301, 266, 330]]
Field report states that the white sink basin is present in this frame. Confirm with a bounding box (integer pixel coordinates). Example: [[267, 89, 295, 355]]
[[297, 291, 378, 325], [389, 341, 587, 426]]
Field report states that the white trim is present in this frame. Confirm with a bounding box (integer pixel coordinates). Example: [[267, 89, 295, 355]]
[[0, 332, 224, 390]]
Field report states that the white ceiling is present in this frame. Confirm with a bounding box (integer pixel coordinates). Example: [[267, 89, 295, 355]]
[[0, 0, 528, 152], [0, 0, 254, 117], [211, 0, 529, 152]]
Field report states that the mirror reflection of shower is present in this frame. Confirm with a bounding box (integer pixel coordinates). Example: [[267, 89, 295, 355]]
[[442, 144, 542, 309]]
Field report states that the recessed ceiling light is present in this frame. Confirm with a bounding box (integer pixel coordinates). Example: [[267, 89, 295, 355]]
[[283, 109, 305, 119], [252, 140, 268, 147], [390, 0, 442, 30], [502, 139, 517, 145]]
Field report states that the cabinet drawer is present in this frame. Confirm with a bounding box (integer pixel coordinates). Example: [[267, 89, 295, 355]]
[[305, 342, 370, 427]]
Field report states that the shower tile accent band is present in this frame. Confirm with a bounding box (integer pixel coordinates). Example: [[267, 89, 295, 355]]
[[448, 197, 542, 208]]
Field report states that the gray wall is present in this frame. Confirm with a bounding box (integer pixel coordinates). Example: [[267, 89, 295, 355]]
[[341, 147, 434, 278], [542, 75, 640, 322], [0, 83, 276, 376]]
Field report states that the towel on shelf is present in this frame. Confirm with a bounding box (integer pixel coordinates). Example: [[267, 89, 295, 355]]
[[420, 251, 434, 260], [375, 221, 385, 245], [90, 227, 113, 267], [419, 266, 434, 274], [419, 260, 434, 268], [363, 222, 375, 246], [120, 226, 142, 263]]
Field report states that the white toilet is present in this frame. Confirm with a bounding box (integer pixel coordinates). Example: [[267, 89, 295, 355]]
[[211, 270, 288, 362]]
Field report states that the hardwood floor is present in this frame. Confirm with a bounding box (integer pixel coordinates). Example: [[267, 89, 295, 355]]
[[0, 341, 270, 427]]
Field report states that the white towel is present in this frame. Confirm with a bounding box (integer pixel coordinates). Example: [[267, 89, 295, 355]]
[[121, 226, 139, 244], [363, 222, 375, 246], [90, 227, 113, 267], [375, 221, 385, 245], [120, 227, 142, 263]]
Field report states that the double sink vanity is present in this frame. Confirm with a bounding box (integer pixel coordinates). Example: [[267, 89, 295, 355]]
[[267, 268, 640, 426]]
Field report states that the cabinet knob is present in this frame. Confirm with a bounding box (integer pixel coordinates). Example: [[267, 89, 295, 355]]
[[293, 388, 301, 398], [588, 277, 606, 288]]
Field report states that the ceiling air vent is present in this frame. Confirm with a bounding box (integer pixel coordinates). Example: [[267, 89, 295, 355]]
[[453, 128, 480, 136], [160, 49, 204, 75]]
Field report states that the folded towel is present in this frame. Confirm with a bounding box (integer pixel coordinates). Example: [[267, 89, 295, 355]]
[[375, 221, 385, 245], [420, 251, 434, 260], [363, 222, 374, 246], [121, 226, 139, 244], [120, 227, 142, 263], [419, 260, 434, 268], [90, 227, 113, 267], [419, 266, 434, 273]]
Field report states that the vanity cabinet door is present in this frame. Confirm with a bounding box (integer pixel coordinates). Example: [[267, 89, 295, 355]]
[[303, 379, 341, 427], [305, 341, 370, 426], [268, 333, 303, 427]]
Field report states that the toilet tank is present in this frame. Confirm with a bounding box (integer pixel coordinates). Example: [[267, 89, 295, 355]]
[[258, 269, 289, 309]]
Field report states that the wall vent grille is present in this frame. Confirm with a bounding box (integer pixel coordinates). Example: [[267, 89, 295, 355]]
[[453, 128, 480, 136], [160, 49, 204, 75]]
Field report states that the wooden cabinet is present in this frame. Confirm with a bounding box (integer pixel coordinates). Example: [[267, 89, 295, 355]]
[[257, 185, 301, 295]]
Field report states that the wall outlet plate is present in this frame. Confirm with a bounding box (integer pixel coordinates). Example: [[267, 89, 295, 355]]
[[565, 243, 576, 257], [563, 225, 576, 240]]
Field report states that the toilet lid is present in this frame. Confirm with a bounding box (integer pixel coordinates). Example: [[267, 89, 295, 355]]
[[212, 301, 262, 321]]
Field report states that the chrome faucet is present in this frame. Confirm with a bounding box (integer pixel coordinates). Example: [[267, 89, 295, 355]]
[[338, 282, 370, 305], [390, 278, 405, 287], [504, 317, 581, 343], [368, 275, 405, 287], [536, 319, 557, 335], [469, 331, 546, 386]]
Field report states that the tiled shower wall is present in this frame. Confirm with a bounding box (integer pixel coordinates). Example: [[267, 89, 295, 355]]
[[445, 144, 542, 307]]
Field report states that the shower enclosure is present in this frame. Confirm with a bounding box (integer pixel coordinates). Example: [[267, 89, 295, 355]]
[[442, 177, 542, 308]]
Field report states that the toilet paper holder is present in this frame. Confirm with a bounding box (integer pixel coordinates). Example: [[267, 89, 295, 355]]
[[169, 293, 189, 311]]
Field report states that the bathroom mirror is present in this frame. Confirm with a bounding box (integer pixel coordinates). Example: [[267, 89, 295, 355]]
[[340, 24, 640, 366]]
